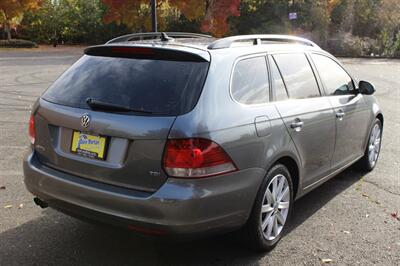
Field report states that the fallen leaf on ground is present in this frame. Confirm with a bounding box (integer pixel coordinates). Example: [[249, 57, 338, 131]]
[[321, 258, 333, 263], [4, 205, 12, 209], [391, 212, 399, 221], [0, 186, 5, 190]]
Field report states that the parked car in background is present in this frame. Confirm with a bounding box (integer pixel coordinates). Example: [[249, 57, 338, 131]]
[[24, 33, 383, 251]]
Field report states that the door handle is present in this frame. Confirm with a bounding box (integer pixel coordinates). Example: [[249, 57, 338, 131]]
[[290, 120, 304, 132], [336, 110, 345, 120]]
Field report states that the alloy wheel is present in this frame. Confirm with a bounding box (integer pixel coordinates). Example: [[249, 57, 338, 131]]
[[261, 174, 290, 241], [368, 123, 381, 167]]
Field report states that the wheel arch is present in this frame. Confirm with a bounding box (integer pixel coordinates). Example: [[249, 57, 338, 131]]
[[363, 112, 384, 151], [376, 113, 384, 126], [272, 156, 300, 200]]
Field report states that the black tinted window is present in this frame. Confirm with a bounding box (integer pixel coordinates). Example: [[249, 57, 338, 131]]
[[42, 55, 209, 116], [231, 56, 269, 104], [311, 54, 354, 95], [273, 53, 320, 99], [268, 56, 288, 101]]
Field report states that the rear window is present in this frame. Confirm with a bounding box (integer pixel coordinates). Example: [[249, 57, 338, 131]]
[[42, 55, 209, 116]]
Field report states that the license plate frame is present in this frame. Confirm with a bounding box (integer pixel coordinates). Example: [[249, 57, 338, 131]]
[[70, 131, 109, 161]]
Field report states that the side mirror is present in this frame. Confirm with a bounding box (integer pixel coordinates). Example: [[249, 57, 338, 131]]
[[359, 80, 375, 95]]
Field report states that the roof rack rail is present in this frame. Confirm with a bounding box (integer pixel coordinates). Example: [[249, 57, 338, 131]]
[[207, 34, 320, 49], [107, 32, 213, 44]]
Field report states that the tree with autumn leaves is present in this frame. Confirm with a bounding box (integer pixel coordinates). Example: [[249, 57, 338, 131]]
[[0, 0, 42, 40], [101, 0, 241, 37], [3, 0, 399, 57]]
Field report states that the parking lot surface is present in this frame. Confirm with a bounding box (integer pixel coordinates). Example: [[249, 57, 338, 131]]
[[0, 47, 399, 265]]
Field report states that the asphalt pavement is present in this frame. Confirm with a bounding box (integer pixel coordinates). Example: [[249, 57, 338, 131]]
[[0, 47, 399, 266]]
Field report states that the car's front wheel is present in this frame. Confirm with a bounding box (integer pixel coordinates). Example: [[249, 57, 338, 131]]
[[358, 118, 382, 171], [240, 164, 294, 251]]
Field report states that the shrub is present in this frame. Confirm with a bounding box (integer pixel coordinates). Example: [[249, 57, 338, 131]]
[[378, 31, 400, 58], [0, 39, 38, 48], [328, 32, 379, 57]]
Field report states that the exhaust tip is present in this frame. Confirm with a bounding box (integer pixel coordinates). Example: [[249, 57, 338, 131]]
[[33, 197, 48, 209]]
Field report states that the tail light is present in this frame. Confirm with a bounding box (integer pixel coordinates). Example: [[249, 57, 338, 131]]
[[29, 115, 36, 145], [163, 138, 237, 178]]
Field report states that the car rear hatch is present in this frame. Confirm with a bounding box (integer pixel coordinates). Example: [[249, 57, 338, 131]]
[[33, 45, 210, 192]]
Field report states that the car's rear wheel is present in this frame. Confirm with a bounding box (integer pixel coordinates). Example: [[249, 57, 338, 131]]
[[358, 118, 382, 171], [240, 164, 293, 251]]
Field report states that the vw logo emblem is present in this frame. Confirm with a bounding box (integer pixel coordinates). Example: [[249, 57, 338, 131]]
[[80, 114, 91, 128]]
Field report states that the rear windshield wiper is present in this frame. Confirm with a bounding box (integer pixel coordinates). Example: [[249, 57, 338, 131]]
[[86, 98, 153, 114]]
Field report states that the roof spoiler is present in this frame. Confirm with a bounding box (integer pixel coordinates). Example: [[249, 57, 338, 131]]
[[84, 45, 210, 62]]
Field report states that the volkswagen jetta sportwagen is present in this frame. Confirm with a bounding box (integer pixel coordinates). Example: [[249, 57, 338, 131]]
[[24, 32, 383, 251]]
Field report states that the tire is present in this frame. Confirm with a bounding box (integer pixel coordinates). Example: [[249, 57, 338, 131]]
[[358, 118, 382, 172], [240, 164, 294, 252]]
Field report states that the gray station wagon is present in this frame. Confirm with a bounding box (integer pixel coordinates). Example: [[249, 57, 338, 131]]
[[24, 32, 383, 251]]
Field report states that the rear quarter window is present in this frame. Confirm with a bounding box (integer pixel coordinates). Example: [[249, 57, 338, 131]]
[[273, 53, 320, 99], [42, 55, 209, 116], [231, 56, 270, 105]]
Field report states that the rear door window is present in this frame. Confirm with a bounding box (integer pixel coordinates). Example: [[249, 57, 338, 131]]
[[268, 55, 288, 101], [311, 54, 355, 95], [273, 53, 320, 99], [42, 55, 209, 116], [231, 56, 270, 104]]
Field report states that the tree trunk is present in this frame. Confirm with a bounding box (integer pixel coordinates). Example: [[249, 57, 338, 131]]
[[204, 0, 215, 19], [340, 0, 354, 34], [4, 21, 11, 41]]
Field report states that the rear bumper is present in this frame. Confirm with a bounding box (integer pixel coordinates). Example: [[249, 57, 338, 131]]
[[23, 152, 265, 237]]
